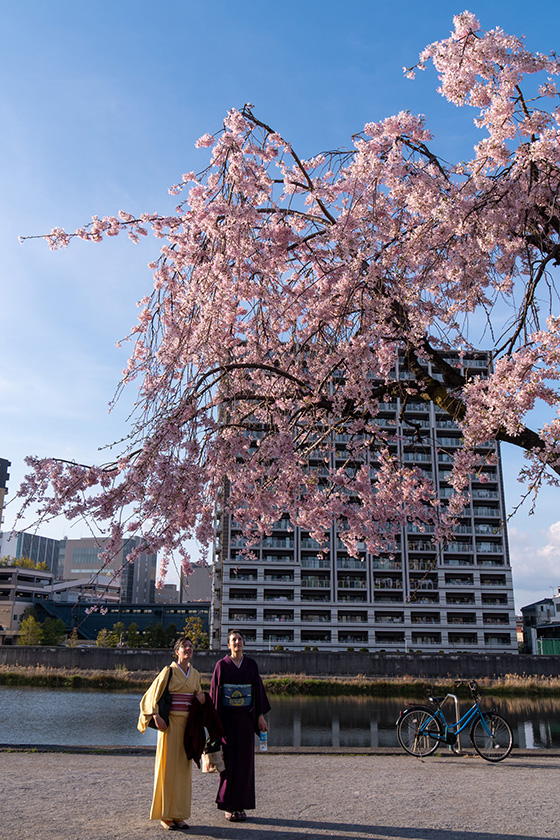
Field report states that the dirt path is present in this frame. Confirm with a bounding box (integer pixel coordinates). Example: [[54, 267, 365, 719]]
[[1, 751, 559, 840]]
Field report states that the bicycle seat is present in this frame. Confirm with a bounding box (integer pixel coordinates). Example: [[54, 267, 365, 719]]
[[428, 696, 445, 705]]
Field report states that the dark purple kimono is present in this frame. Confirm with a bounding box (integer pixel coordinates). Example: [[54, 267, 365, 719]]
[[210, 654, 271, 812]]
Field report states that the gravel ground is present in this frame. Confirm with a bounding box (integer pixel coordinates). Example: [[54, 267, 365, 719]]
[[1, 751, 559, 840]]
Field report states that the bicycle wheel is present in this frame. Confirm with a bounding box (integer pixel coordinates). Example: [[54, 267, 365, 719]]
[[397, 707, 442, 757], [470, 712, 513, 762]]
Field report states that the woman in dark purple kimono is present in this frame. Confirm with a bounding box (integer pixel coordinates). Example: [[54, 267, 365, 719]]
[[210, 629, 271, 822]]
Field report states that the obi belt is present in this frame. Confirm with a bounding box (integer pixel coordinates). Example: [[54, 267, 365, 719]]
[[221, 683, 253, 709], [170, 693, 194, 712]]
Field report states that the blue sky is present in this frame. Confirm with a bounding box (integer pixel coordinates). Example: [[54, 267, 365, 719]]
[[1, 0, 559, 609]]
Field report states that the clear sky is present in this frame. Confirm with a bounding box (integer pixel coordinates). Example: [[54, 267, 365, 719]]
[[1, 0, 559, 609]]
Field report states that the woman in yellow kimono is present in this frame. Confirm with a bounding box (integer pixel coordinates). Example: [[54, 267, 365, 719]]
[[138, 636, 205, 830]]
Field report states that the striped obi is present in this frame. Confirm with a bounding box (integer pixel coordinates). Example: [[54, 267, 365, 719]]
[[170, 692, 194, 712]]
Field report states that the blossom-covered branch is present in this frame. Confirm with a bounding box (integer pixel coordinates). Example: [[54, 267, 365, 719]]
[[18, 12, 560, 583]]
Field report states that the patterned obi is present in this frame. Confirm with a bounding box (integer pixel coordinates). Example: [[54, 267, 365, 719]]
[[170, 693, 194, 712], [221, 683, 253, 709]]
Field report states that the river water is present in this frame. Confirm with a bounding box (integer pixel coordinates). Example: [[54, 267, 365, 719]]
[[1, 686, 559, 749]]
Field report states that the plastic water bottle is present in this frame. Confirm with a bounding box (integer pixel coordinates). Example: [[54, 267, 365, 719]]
[[259, 731, 268, 752]]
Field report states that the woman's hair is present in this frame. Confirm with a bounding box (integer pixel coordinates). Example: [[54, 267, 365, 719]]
[[173, 635, 194, 654], [227, 628, 245, 643]]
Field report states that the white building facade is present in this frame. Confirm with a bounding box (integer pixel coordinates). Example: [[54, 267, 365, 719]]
[[211, 353, 517, 653]]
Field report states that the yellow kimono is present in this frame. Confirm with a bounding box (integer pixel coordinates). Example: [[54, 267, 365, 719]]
[[138, 661, 202, 821]]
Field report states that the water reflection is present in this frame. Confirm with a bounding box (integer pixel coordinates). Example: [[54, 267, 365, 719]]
[[0, 686, 158, 747], [0, 686, 559, 749]]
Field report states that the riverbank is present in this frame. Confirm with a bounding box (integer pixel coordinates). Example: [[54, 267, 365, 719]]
[[2, 663, 560, 697]]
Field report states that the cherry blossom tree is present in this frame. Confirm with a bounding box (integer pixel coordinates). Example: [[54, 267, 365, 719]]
[[18, 12, 560, 586]]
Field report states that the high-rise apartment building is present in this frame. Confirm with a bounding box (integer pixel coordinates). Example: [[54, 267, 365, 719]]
[[211, 353, 517, 653]]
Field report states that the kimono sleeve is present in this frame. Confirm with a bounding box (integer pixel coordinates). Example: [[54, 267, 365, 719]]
[[209, 659, 223, 710], [253, 662, 271, 718], [137, 666, 170, 733]]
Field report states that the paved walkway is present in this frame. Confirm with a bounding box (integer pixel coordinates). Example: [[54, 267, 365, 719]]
[[1, 751, 559, 840]]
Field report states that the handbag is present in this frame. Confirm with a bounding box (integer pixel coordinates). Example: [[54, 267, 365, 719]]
[[201, 736, 225, 773], [148, 667, 173, 729]]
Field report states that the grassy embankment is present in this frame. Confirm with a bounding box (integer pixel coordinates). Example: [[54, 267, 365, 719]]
[[1, 664, 560, 697]]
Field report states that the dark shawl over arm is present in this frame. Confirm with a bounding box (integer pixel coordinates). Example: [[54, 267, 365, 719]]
[[184, 692, 224, 767]]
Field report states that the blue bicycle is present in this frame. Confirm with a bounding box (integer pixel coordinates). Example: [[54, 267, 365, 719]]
[[396, 680, 513, 762]]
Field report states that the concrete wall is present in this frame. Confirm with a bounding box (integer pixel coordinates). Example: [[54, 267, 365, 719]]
[[1, 646, 559, 678]]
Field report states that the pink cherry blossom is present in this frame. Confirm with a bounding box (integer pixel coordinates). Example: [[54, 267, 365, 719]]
[[18, 13, 560, 584]]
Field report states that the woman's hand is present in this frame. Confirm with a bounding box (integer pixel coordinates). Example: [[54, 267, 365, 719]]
[[153, 713, 167, 731], [196, 691, 206, 704], [258, 714, 268, 732]]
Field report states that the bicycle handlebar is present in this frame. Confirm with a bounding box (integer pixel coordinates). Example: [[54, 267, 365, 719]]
[[454, 679, 480, 698]]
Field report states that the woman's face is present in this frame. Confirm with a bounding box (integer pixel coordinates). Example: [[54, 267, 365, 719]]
[[176, 640, 194, 667], [228, 633, 245, 657]]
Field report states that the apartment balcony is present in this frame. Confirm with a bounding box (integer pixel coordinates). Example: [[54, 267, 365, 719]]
[[477, 558, 505, 567], [444, 542, 473, 553], [261, 537, 295, 549], [263, 632, 294, 643], [407, 524, 435, 534], [337, 579, 367, 589], [301, 557, 330, 569], [374, 578, 403, 590], [263, 615, 294, 622], [409, 579, 438, 590], [301, 578, 330, 588], [338, 614, 368, 623], [484, 635, 512, 646], [445, 577, 474, 586], [408, 541, 434, 552], [375, 615, 404, 623], [472, 489, 499, 499], [300, 537, 322, 550], [447, 617, 477, 625], [373, 559, 402, 570], [301, 614, 331, 622], [263, 593, 295, 602], [301, 592, 330, 601], [473, 507, 500, 517], [480, 577, 506, 587], [476, 540, 504, 552], [375, 633, 405, 644], [443, 558, 474, 567], [483, 616, 510, 625], [339, 633, 368, 644], [412, 594, 440, 604], [448, 635, 479, 645], [337, 558, 367, 569], [438, 453, 454, 463], [301, 633, 331, 643], [411, 616, 440, 624], [411, 635, 442, 645], [338, 593, 367, 602], [408, 559, 436, 571], [228, 614, 257, 622], [474, 524, 501, 535], [404, 452, 432, 462]]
